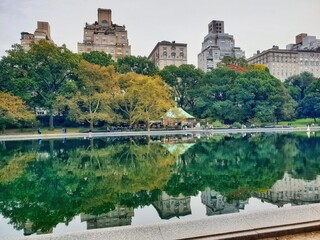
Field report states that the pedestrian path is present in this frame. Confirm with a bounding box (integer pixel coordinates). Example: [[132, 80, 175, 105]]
[[0, 127, 318, 141]]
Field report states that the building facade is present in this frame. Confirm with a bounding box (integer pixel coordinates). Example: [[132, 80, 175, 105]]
[[20, 21, 54, 51], [78, 8, 131, 61], [152, 191, 191, 219], [198, 20, 245, 72], [254, 172, 320, 206], [148, 41, 187, 70], [247, 34, 320, 81]]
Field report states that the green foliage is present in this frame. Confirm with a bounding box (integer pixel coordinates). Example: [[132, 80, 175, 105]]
[[0, 44, 34, 102], [81, 51, 115, 67], [284, 71, 316, 102], [288, 75, 320, 121], [297, 93, 320, 121], [1, 134, 320, 233], [217, 56, 248, 68], [232, 122, 242, 128], [116, 56, 158, 76], [0, 41, 81, 130], [192, 68, 295, 124], [159, 64, 204, 110]]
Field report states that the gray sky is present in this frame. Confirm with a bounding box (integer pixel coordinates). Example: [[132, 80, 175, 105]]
[[0, 0, 319, 66]]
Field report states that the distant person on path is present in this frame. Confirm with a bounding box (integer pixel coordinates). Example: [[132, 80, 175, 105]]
[[89, 129, 92, 138], [37, 128, 42, 134]]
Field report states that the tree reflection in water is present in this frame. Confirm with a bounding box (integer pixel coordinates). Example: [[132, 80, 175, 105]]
[[1, 133, 320, 235]]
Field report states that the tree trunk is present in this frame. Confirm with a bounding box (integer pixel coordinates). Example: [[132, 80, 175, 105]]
[[90, 119, 94, 130], [314, 117, 317, 123], [147, 120, 150, 133], [49, 139, 54, 157], [49, 110, 54, 131]]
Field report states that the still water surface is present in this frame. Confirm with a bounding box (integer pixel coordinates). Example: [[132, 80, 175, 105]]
[[1, 133, 320, 238]]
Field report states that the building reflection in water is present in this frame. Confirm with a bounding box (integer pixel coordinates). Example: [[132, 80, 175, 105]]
[[153, 192, 191, 219], [80, 206, 134, 229], [201, 187, 248, 216], [254, 172, 320, 207], [23, 219, 53, 236]]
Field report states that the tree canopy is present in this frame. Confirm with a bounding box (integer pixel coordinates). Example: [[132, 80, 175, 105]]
[[0, 92, 35, 132], [117, 73, 174, 129], [192, 68, 295, 124], [57, 61, 119, 130], [159, 64, 204, 111], [0, 41, 80, 130], [116, 56, 159, 76], [81, 51, 115, 67]]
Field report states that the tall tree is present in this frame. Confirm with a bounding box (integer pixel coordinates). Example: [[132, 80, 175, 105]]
[[0, 41, 80, 130], [284, 71, 316, 103], [296, 79, 320, 122], [159, 64, 204, 110], [193, 68, 295, 124], [0, 44, 34, 102], [57, 61, 119, 130], [117, 73, 174, 130], [297, 93, 320, 122]]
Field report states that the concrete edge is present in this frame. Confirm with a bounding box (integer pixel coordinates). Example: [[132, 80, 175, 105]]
[[5, 203, 320, 240]]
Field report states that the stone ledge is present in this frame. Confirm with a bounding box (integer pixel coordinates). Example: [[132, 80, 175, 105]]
[[4, 203, 320, 240]]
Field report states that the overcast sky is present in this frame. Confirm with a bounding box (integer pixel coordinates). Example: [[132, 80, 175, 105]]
[[0, 0, 319, 66]]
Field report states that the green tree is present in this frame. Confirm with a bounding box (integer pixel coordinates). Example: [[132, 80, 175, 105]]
[[81, 51, 115, 67], [217, 56, 248, 68], [0, 44, 34, 102], [192, 68, 238, 121], [284, 72, 316, 102], [193, 69, 295, 123], [0, 41, 80, 130], [116, 56, 158, 76], [297, 93, 320, 122], [159, 64, 204, 110]]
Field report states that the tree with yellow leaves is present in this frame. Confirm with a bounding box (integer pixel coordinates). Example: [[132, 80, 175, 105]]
[[117, 73, 174, 130], [0, 92, 35, 133], [56, 61, 119, 130]]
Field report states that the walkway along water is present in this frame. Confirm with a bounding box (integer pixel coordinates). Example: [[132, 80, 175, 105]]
[[0, 127, 319, 141]]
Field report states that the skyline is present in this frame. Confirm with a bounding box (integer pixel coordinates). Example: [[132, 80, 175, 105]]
[[0, 0, 320, 66]]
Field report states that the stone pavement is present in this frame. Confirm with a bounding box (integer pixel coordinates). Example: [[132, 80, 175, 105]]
[[0, 127, 317, 142], [4, 203, 320, 240]]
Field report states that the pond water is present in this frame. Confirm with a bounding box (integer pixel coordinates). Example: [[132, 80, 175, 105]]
[[1, 132, 320, 238]]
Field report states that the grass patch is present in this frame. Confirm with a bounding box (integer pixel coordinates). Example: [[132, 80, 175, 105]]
[[1, 127, 87, 135], [278, 118, 320, 127]]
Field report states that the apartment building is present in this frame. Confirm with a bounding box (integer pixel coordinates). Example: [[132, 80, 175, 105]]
[[198, 20, 245, 72], [247, 34, 320, 81], [148, 41, 187, 70], [20, 21, 54, 51], [78, 8, 131, 61]]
